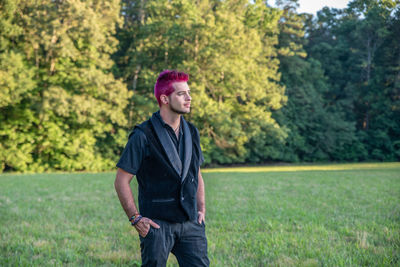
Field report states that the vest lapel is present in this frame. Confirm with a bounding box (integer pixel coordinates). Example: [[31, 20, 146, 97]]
[[150, 113, 182, 177], [181, 117, 192, 182]]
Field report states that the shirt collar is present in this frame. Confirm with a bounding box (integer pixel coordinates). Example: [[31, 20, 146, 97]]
[[155, 110, 183, 135]]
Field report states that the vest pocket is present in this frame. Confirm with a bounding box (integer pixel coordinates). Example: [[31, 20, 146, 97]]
[[151, 198, 175, 203]]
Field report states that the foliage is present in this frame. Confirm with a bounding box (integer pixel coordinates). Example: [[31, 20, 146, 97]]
[[114, 0, 287, 164], [305, 0, 400, 161], [1, 0, 399, 172], [273, 0, 357, 162], [0, 0, 131, 172]]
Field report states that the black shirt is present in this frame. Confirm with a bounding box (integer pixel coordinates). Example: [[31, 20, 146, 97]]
[[155, 111, 185, 165], [116, 111, 204, 175]]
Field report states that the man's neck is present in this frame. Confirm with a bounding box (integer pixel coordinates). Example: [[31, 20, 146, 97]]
[[160, 109, 181, 130]]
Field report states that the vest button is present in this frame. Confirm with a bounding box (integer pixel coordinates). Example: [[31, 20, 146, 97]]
[[181, 196, 184, 201]]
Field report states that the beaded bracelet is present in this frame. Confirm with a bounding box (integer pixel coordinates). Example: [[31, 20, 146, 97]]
[[129, 213, 140, 222], [131, 215, 143, 226]]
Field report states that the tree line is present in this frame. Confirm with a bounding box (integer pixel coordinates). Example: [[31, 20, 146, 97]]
[[0, 0, 399, 172]]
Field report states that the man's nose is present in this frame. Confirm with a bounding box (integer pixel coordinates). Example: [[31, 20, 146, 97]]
[[186, 94, 192, 101]]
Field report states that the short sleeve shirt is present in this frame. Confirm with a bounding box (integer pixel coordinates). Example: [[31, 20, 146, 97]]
[[116, 114, 204, 175], [116, 129, 148, 175]]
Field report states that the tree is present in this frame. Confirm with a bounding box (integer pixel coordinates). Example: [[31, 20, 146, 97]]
[[306, 0, 400, 160], [114, 0, 287, 164], [273, 0, 357, 162], [0, 0, 131, 172]]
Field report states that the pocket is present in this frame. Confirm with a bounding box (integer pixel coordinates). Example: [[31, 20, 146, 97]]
[[193, 220, 205, 228], [151, 198, 175, 203], [142, 226, 153, 239]]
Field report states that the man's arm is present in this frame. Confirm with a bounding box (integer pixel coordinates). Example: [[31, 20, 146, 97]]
[[114, 168, 138, 217], [114, 168, 159, 237], [196, 168, 206, 224]]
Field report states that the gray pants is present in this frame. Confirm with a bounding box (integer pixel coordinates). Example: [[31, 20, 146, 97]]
[[139, 219, 209, 267]]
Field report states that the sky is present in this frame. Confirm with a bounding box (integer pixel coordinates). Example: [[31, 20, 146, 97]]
[[296, 0, 351, 15]]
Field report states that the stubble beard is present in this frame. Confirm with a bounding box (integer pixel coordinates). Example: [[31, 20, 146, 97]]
[[170, 104, 190, 115], [168, 96, 190, 115]]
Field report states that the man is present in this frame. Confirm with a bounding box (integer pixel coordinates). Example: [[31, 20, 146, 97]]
[[114, 70, 209, 267]]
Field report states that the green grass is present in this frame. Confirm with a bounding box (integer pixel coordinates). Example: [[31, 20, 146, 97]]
[[1, 163, 399, 266]]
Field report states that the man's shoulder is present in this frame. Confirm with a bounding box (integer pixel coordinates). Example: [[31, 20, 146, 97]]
[[185, 121, 200, 141], [136, 119, 151, 131], [186, 120, 198, 132], [128, 119, 151, 139]]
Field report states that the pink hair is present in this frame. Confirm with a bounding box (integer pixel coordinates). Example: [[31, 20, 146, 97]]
[[154, 70, 189, 106]]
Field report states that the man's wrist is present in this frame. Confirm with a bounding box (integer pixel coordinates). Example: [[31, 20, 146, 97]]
[[131, 215, 143, 226], [129, 213, 140, 222]]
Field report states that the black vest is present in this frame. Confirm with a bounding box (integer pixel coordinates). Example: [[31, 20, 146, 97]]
[[134, 117, 202, 223]]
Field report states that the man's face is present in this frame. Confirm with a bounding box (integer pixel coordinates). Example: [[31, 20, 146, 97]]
[[167, 82, 192, 114]]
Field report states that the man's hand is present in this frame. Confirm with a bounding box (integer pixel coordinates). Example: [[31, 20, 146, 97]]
[[134, 217, 160, 237], [197, 211, 205, 224]]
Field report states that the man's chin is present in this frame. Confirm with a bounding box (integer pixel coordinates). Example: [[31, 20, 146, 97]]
[[180, 109, 190, 114], [171, 106, 190, 115]]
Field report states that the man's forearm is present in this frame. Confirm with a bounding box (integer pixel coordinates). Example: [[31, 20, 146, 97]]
[[197, 170, 206, 214], [114, 169, 139, 218], [114, 169, 160, 236]]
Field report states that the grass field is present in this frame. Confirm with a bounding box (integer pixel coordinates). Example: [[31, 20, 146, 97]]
[[1, 163, 399, 266]]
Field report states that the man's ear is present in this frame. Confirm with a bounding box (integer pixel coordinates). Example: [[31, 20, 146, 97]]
[[160, 94, 169, 105]]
